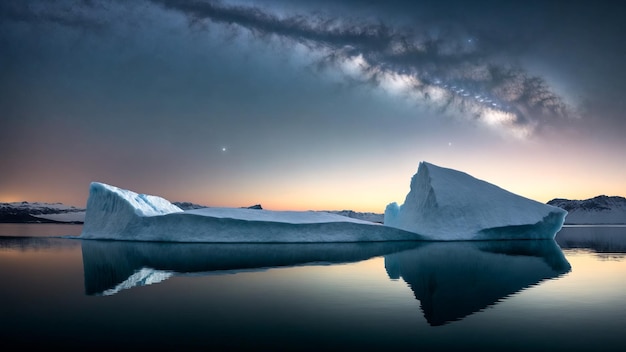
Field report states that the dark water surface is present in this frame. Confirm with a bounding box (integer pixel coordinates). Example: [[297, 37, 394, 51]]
[[0, 224, 625, 351]]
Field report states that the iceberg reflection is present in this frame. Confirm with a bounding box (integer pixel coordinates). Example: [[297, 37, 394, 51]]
[[385, 240, 571, 326], [81, 237, 571, 326], [81, 239, 423, 296]]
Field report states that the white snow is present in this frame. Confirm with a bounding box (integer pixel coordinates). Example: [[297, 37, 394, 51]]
[[184, 207, 376, 225], [384, 161, 567, 240], [79, 182, 424, 242], [89, 182, 184, 217]]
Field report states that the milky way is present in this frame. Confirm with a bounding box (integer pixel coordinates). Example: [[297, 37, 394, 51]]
[[2, 0, 624, 208], [0, 0, 573, 137], [151, 0, 571, 137]]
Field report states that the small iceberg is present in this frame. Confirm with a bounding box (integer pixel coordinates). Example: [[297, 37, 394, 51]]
[[79, 182, 423, 242], [384, 162, 567, 240]]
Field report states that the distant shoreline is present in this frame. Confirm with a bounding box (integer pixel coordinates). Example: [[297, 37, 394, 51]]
[[3, 221, 626, 227], [562, 224, 626, 227]]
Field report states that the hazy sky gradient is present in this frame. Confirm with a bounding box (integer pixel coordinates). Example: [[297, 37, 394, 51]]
[[1, 0, 625, 211]]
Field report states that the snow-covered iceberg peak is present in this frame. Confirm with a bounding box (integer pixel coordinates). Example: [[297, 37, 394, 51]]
[[82, 182, 183, 238], [384, 162, 567, 240], [86, 182, 183, 217]]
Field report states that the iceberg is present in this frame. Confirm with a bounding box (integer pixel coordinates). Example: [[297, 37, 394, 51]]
[[79, 182, 424, 242], [384, 162, 567, 240], [80, 161, 566, 242]]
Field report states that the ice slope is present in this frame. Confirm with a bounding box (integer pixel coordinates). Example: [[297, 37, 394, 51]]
[[384, 162, 567, 240], [79, 182, 424, 242]]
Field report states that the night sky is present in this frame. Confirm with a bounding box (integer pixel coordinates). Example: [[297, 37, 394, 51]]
[[1, 0, 625, 212]]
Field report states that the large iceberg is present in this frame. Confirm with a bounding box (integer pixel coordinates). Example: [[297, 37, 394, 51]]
[[79, 182, 424, 242], [384, 162, 567, 240], [80, 161, 566, 242]]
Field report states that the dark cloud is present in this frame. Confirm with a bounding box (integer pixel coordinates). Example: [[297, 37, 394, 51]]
[[0, 0, 108, 29]]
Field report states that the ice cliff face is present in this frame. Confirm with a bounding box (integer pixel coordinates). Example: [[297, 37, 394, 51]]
[[384, 162, 567, 240]]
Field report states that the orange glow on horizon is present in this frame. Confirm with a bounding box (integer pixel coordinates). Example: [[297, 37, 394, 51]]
[[2, 175, 624, 213], [3, 178, 624, 213], [2, 152, 624, 213], [0, 195, 23, 203]]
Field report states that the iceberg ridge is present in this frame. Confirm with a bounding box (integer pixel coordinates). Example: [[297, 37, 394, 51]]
[[384, 162, 567, 240], [79, 182, 424, 242]]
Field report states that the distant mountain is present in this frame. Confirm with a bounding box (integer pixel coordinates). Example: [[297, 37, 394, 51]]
[[547, 195, 626, 225], [1, 200, 384, 225], [324, 210, 384, 224], [0, 202, 86, 224], [1, 200, 264, 224], [8, 195, 623, 226], [173, 202, 263, 210], [172, 201, 209, 210]]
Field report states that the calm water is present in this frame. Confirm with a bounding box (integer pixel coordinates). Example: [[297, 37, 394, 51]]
[[1, 224, 625, 351]]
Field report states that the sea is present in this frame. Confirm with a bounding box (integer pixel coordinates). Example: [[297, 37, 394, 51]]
[[0, 223, 625, 351]]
